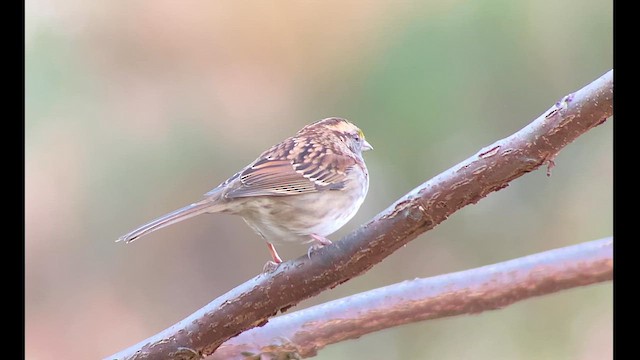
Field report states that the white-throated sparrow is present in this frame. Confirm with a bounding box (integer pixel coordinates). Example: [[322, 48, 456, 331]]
[[117, 117, 372, 264]]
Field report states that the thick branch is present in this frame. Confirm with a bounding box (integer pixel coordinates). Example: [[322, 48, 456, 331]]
[[106, 70, 613, 360], [211, 237, 613, 359]]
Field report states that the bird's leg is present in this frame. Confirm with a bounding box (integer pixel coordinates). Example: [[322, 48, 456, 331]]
[[311, 233, 333, 246], [307, 234, 333, 259], [267, 242, 283, 264], [262, 242, 283, 273]]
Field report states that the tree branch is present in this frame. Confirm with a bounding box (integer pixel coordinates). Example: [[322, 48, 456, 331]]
[[210, 237, 613, 359], [106, 70, 613, 360]]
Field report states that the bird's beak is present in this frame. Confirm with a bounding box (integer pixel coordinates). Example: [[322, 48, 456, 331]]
[[362, 139, 373, 151]]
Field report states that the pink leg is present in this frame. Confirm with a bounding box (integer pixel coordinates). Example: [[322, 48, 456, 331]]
[[266, 242, 283, 264], [310, 233, 333, 246], [262, 243, 283, 273], [307, 234, 333, 259]]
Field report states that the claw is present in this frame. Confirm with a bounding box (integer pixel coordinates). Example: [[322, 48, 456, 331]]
[[307, 234, 333, 259], [262, 260, 280, 273], [307, 245, 318, 259], [310, 233, 332, 246]]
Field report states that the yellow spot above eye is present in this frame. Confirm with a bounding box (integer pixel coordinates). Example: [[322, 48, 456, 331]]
[[358, 129, 365, 139]]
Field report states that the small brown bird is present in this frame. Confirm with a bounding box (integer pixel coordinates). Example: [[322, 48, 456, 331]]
[[117, 117, 372, 264]]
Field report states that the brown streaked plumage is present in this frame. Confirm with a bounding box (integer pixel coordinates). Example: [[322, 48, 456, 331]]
[[117, 117, 372, 265]]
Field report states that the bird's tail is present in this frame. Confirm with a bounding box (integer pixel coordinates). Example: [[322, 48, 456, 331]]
[[117, 199, 220, 244]]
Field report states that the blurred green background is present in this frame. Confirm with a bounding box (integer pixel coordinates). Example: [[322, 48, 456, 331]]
[[25, 1, 612, 359]]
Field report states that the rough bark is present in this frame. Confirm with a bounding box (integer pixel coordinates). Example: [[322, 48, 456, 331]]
[[106, 70, 613, 360], [211, 237, 613, 359]]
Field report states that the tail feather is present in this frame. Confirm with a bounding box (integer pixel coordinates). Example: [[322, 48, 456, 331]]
[[117, 199, 218, 243]]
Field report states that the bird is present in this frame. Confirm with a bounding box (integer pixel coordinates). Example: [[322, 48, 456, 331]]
[[117, 117, 372, 265]]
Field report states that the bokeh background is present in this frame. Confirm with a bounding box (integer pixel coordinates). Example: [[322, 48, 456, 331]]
[[25, 1, 612, 359]]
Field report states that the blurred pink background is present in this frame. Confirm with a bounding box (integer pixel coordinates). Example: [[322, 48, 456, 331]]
[[26, 1, 612, 359]]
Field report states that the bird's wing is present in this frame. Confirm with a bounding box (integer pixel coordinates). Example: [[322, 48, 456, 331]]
[[221, 144, 357, 198]]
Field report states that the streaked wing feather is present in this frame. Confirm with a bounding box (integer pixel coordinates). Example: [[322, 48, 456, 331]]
[[226, 159, 317, 198], [219, 126, 360, 199], [227, 154, 355, 198]]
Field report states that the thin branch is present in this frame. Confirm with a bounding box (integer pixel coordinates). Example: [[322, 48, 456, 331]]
[[210, 237, 613, 359], [106, 70, 613, 360]]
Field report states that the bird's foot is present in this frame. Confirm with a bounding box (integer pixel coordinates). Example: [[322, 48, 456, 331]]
[[262, 260, 281, 273], [307, 234, 333, 259], [263, 242, 283, 272]]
